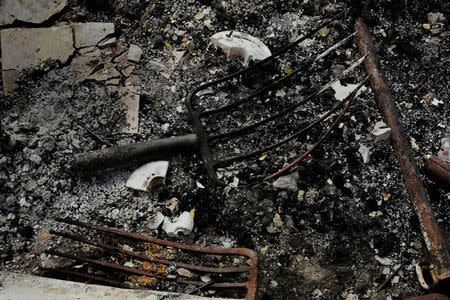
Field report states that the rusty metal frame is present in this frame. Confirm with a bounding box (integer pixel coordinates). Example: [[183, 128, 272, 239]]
[[48, 217, 259, 300], [354, 18, 450, 286]]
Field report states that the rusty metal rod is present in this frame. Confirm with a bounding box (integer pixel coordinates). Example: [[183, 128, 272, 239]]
[[54, 217, 258, 300], [50, 230, 249, 274], [355, 18, 450, 285], [45, 250, 247, 289], [425, 155, 450, 186]]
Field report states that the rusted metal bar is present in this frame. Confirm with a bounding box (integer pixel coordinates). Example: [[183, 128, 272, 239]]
[[355, 18, 450, 285], [50, 230, 249, 274], [54, 217, 259, 300], [425, 155, 450, 186]]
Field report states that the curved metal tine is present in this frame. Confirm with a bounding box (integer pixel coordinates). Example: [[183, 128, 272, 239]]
[[247, 75, 371, 186], [208, 53, 368, 143], [188, 8, 351, 101], [215, 99, 347, 168], [200, 31, 357, 118], [50, 229, 248, 274]]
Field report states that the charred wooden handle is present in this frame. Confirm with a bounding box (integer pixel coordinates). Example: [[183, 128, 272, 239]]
[[72, 134, 198, 175]]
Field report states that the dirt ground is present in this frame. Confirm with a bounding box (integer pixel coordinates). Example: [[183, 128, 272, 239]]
[[0, 0, 449, 299]]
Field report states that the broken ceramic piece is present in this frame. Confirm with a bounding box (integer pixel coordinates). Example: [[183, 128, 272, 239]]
[[210, 31, 272, 66], [331, 80, 368, 101], [162, 211, 194, 237], [438, 137, 450, 163], [272, 172, 299, 191], [125, 161, 169, 191], [0, 0, 67, 26], [371, 121, 391, 143], [1, 26, 75, 96], [147, 212, 165, 230], [358, 144, 371, 163]]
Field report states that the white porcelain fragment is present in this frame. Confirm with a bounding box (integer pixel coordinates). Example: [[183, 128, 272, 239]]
[[371, 121, 391, 143], [210, 31, 271, 66], [162, 211, 194, 237], [331, 80, 367, 101], [358, 144, 370, 163], [147, 212, 165, 230], [125, 161, 169, 191]]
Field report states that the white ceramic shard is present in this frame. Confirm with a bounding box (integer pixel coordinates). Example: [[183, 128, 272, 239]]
[[371, 121, 391, 143], [126, 161, 169, 191], [162, 211, 194, 237], [147, 212, 165, 230], [210, 31, 271, 66]]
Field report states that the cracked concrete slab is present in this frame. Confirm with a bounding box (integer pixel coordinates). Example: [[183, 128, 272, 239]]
[[73, 23, 115, 49], [1, 26, 74, 95], [0, 0, 67, 26], [0, 271, 234, 300]]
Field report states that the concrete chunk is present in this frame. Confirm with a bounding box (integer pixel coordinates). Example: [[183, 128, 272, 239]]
[[127, 44, 143, 63], [1, 26, 74, 95], [0, 0, 67, 26], [73, 23, 115, 49], [0, 271, 234, 300]]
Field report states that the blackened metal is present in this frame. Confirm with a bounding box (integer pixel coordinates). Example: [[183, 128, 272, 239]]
[[50, 230, 248, 273], [425, 155, 450, 186], [52, 217, 259, 300], [72, 9, 355, 186], [262, 75, 370, 182], [355, 18, 450, 285], [73, 134, 198, 175]]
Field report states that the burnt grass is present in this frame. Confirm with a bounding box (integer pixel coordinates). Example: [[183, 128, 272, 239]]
[[0, 0, 449, 299]]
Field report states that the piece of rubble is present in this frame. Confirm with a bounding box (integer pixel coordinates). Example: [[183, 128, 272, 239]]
[[1, 26, 75, 95], [272, 172, 298, 191], [438, 137, 450, 163], [98, 37, 116, 49], [210, 31, 272, 66], [0, 271, 221, 300], [166, 198, 179, 212], [73, 23, 115, 49], [147, 212, 165, 230], [358, 144, 370, 163], [371, 121, 391, 143], [331, 80, 367, 101], [149, 49, 186, 79], [162, 211, 194, 237], [375, 255, 393, 266], [127, 44, 143, 63], [118, 86, 140, 134], [0, 0, 67, 26], [125, 161, 169, 191]]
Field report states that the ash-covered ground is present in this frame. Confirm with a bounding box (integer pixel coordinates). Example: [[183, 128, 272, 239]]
[[0, 0, 449, 299]]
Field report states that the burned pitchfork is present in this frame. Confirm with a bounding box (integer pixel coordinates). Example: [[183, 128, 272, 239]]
[[73, 9, 370, 186], [43, 218, 259, 299]]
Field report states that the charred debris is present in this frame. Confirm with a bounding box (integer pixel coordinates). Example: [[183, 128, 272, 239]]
[[0, 1, 449, 299]]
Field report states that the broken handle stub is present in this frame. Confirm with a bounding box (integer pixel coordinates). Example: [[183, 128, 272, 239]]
[[72, 134, 198, 175], [355, 18, 450, 286]]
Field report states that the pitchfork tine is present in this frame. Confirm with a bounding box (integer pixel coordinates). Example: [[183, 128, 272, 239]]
[[190, 8, 351, 99], [209, 53, 368, 143], [200, 32, 357, 118], [259, 74, 372, 183]]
